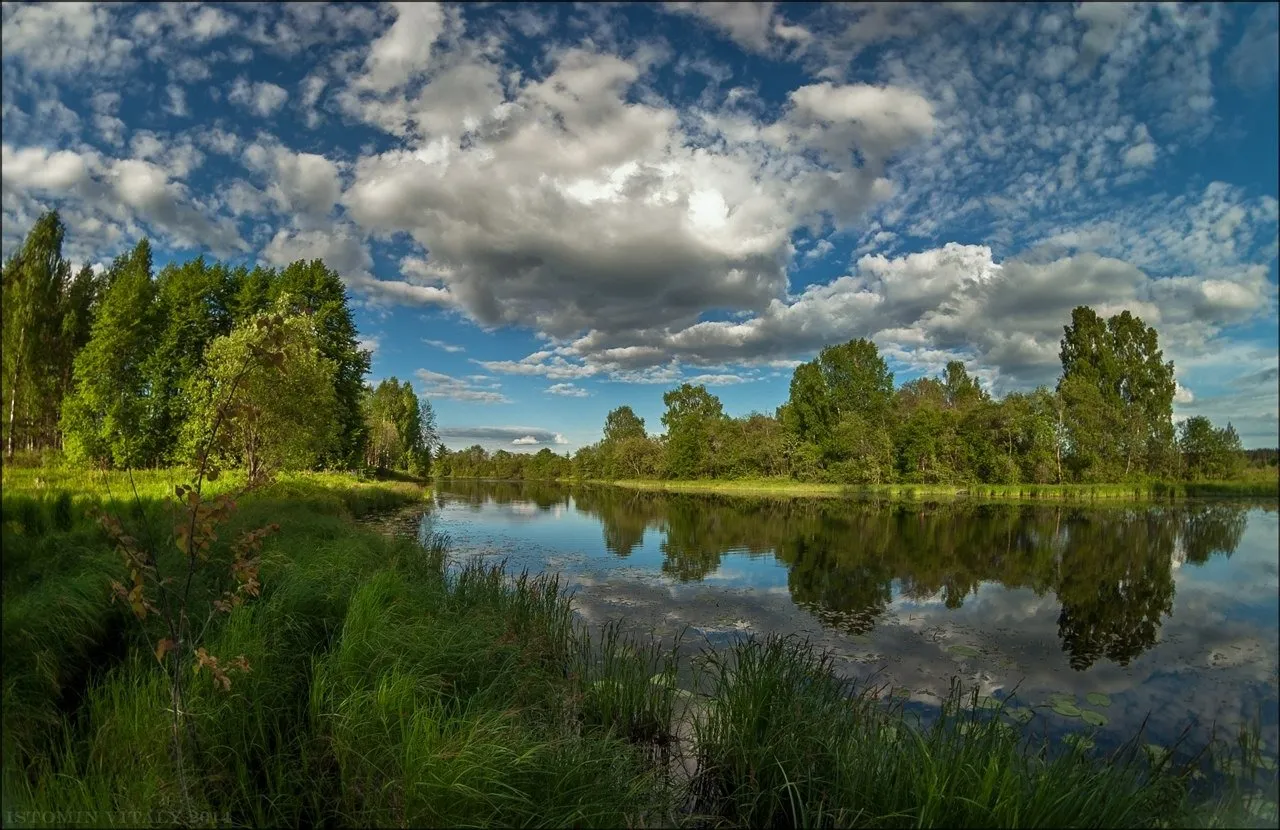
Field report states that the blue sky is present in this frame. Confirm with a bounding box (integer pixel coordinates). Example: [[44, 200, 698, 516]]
[[2, 2, 1277, 450]]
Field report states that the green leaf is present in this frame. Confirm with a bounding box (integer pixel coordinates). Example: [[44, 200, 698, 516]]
[[1007, 707, 1035, 725], [1051, 701, 1082, 718], [1080, 709, 1109, 727], [1085, 692, 1111, 707]]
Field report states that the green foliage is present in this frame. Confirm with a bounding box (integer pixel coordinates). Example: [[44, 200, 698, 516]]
[[1059, 307, 1177, 481], [5, 213, 377, 476], [60, 239, 159, 468], [3, 211, 75, 459], [140, 257, 238, 465], [183, 310, 339, 482], [362, 376, 435, 475], [272, 259, 371, 469], [662, 384, 728, 479], [1180, 417, 1246, 481]]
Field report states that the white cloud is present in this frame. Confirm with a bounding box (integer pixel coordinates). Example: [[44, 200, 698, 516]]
[[353, 1, 449, 93], [415, 369, 511, 404], [512, 435, 539, 445], [1122, 141, 1156, 168], [228, 76, 289, 116], [342, 44, 933, 339], [546, 383, 589, 397], [242, 139, 341, 223], [665, 2, 779, 55], [1, 2, 136, 77], [261, 223, 370, 276], [163, 84, 189, 117], [1, 143, 246, 256], [424, 339, 465, 354]]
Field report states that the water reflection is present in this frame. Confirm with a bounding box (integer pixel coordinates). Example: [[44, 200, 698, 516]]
[[435, 481, 1257, 672]]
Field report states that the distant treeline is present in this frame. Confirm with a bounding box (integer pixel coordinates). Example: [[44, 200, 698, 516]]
[[439, 312, 1268, 486], [2, 211, 432, 479]]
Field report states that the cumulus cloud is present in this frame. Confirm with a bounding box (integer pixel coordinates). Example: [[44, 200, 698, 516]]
[[424, 339, 465, 353], [341, 42, 933, 339], [1, 2, 136, 77], [242, 139, 342, 224], [228, 76, 289, 116], [261, 223, 370, 275], [478, 235, 1277, 398], [414, 369, 510, 404], [1, 142, 246, 256], [665, 2, 780, 54]]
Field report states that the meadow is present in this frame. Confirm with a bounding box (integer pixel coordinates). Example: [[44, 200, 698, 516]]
[[2, 466, 1277, 828]]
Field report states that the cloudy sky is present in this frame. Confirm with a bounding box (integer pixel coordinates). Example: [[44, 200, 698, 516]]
[[3, 2, 1277, 451]]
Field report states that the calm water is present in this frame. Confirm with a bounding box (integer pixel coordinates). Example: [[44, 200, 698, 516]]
[[380, 481, 1280, 753]]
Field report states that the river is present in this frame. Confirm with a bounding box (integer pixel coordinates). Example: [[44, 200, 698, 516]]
[[367, 480, 1280, 759]]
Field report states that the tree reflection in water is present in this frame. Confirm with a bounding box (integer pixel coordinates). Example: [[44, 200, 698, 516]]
[[436, 482, 1254, 670]]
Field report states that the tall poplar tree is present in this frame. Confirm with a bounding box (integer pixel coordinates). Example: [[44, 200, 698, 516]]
[[3, 211, 69, 457]]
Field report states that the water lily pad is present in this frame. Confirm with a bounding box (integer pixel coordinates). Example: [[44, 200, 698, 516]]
[[1048, 693, 1076, 708], [1080, 709, 1109, 727], [947, 644, 982, 658], [1051, 701, 1082, 718], [1144, 744, 1169, 765], [1085, 692, 1112, 707], [1007, 707, 1035, 725], [977, 696, 1002, 710]]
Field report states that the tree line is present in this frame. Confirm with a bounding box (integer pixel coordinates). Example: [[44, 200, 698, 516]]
[[440, 311, 1261, 485], [3, 211, 1265, 485], [2, 211, 432, 480]]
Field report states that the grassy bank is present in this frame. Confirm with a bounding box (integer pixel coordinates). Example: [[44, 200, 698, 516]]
[[3, 469, 1276, 827], [595, 475, 1280, 502]]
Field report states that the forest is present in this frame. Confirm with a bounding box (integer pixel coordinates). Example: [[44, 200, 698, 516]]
[[2, 210, 1269, 488], [440, 326, 1264, 486], [2, 211, 433, 481]]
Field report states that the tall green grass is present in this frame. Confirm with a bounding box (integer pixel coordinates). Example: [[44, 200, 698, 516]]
[[3, 469, 1276, 828]]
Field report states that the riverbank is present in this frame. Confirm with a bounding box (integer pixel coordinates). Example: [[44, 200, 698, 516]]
[[593, 476, 1280, 501], [3, 469, 1276, 827]]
